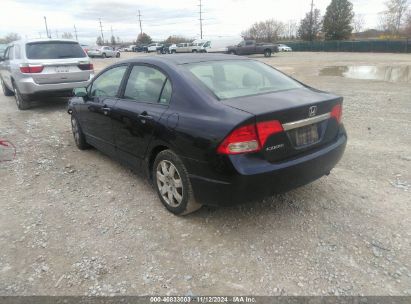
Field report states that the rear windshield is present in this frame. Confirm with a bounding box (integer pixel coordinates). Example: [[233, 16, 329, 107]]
[[185, 60, 302, 100], [26, 41, 87, 59]]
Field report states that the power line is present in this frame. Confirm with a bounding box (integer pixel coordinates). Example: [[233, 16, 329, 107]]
[[199, 0, 203, 39], [99, 18, 104, 42], [138, 9, 143, 36]]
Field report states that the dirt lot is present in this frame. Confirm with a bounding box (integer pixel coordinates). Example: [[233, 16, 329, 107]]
[[0, 52, 410, 296]]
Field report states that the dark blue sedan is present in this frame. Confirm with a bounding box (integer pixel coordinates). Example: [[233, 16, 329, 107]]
[[68, 54, 347, 215]]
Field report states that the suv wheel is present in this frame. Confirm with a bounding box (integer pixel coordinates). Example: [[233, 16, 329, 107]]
[[71, 115, 89, 150], [264, 49, 272, 57], [171, 50, 176, 54], [116, 52, 120, 58], [153, 150, 202, 215], [1, 77, 14, 96], [13, 83, 31, 110]]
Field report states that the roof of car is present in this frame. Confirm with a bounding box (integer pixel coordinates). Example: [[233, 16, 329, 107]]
[[125, 53, 249, 65]]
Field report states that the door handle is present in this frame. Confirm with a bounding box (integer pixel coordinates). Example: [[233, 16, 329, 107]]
[[102, 107, 111, 116], [138, 112, 153, 123]]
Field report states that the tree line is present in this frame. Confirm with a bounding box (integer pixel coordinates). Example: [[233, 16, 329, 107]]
[[242, 0, 411, 42]]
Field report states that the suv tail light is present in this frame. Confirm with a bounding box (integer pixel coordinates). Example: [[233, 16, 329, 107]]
[[331, 104, 343, 123], [78, 63, 94, 71], [20, 65, 44, 73], [217, 120, 284, 155]]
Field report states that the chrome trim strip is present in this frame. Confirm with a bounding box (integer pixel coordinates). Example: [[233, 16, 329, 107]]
[[282, 113, 330, 131]]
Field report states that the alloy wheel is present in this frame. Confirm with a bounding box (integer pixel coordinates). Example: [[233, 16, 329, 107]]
[[156, 160, 183, 207]]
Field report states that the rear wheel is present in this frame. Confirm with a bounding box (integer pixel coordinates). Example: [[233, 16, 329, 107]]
[[116, 52, 120, 58], [264, 49, 272, 57], [153, 150, 202, 215], [192, 49, 198, 53], [71, 115, 89, 150], [102, 53, 106, 58], [171, 50, 176, 54], [13, 83, 31, 110], [1, 77, 14, 96]]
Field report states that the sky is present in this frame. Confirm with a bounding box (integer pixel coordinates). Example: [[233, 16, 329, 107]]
[[0, 0, 386, 44]]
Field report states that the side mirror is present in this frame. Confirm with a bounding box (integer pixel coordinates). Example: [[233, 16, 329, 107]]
[[73, 87, 88, 98]]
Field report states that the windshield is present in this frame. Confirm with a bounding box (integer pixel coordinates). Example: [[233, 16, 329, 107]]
[[26, 41, 87, 59], [185, 60, 302, 99]]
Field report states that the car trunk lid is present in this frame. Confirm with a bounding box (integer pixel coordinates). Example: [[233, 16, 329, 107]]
[[221, 87, 343, 162]]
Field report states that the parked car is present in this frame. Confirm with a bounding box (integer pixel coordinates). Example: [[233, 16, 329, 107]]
[[87, 46, 120, 58], [170, 43, 192, 54], [201, 37, 243, 53], [124, 45, 136, 52], [277, 44, 292, 52], [147, 43, 163, 53], [190, 42, 205, 53], [135, 45, 146, 52], [0, 39, 94, 110], [158, 43, 173, 54], [227, 40, 279, 57], [168, 44, 177, 53], [67, 54, 347, 215]]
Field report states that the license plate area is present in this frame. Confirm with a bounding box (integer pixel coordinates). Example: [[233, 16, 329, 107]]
[[55, 66, 70, 73], [289, 124, 320, 147]]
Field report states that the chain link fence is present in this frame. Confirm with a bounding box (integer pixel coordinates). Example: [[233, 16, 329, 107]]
[[282, 39, 411, 53]]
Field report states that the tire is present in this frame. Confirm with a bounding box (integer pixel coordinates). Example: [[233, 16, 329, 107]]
[[171, 50, 176, 54], [153, 150, 202, 215], [192, 49, 198, 53], [13, 83, 31, 110], [1, 77, 14, 96], [70, 115, 89, 150], [102, 53, 106, 58], [264, 49, 272, 57], [116, 52, 120, 58]]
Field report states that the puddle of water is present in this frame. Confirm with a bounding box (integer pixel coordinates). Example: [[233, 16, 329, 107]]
[[319, 65, 411, 83]]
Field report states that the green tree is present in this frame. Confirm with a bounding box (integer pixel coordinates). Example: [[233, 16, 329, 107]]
[[137, 32, 152, 44], [323, 0, 354, 40], [298, 9, 322, 41], [96, 36, 103, 46]]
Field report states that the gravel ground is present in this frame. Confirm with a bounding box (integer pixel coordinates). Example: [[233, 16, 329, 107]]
[[0, 52, 410, 296]]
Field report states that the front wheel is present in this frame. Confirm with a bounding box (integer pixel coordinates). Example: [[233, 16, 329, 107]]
[[264, 49, 272, 57], [102, 53, 106, 58], [71, 115, 89, 150], [116, 52, 120, 58], [153, 150, 202, 215]]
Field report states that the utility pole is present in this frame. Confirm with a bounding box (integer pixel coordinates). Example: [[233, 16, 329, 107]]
[[74, 24, 78, 40], [44, 16, 50, 38], [198, 0, 203, 39], [309, 0, 314, 41], [138, 10, 143, 36], [99, 18, 105, 42]]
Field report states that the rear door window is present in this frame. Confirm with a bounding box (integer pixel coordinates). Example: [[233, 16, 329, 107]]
[[123, 65, 168, 103], [26, 41, 86, 59]]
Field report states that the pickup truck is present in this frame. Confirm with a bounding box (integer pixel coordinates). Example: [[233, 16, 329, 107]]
[[227, 40, 278, 57]]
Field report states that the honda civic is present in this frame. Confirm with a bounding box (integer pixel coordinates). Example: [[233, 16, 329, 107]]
[[67, 54, 347, 215]]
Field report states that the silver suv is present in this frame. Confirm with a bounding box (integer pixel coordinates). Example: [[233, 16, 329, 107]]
[[0, 39, 94, 110], [87, 46, 120, 58]]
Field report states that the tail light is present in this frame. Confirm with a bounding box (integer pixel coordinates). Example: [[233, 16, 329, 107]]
[[20, 65, 44, 73], [78, 63, 94, 71], [217, 120, 284, 155], [331, 104, 343, 123]]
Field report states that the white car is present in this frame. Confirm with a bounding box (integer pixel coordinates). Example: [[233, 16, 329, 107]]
[[147, 43, 163, 53], [87, 46, 120, 58], [277, 44, 292, 52]]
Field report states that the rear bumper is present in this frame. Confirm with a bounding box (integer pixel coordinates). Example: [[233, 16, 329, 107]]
[[187, 133, 347, 206], [16, 75, 93, 95]]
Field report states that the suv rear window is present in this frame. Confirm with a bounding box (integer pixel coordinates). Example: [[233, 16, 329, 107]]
[[26, 41, 86, 59]]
